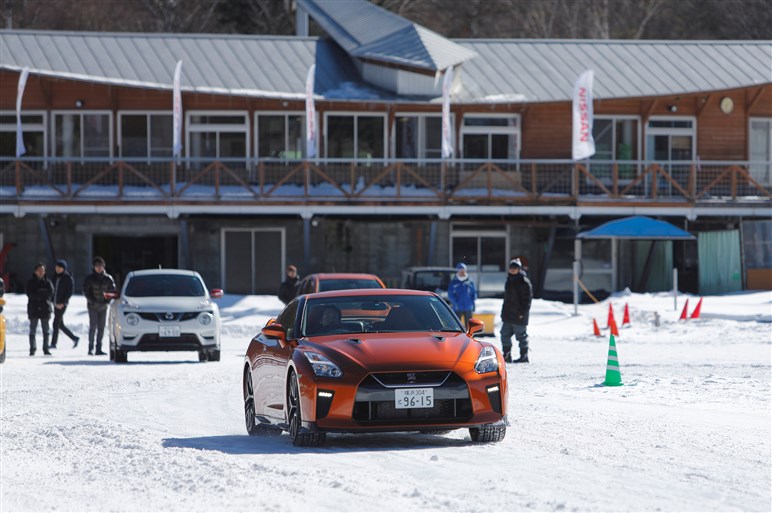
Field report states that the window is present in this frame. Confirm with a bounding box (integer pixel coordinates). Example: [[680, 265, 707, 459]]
[[53, 111, 112, 158], [325, 113, 386, 160], [256, 113, 306, 159], [394, 114, 443, 159], [590, 117, 640, 180], [118, 112, 173, 159], [646, 117, 695, 165], [749, 118, 772, 185], [187, 111, 249, 166], [0, 111, 46, 157], [460, 115, 520, 161], [450, 224, 509, 297]]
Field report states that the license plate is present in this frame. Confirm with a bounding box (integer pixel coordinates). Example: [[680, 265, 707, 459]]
[[394, 388, 434, 409], [159, 325, 180, 337]]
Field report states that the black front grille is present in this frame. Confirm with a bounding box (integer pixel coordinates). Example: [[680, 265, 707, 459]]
[[136, 312, 199, 322], [372, 371, 451, 387], [353, 372, 472, 424], [135, 333, 202, 351]]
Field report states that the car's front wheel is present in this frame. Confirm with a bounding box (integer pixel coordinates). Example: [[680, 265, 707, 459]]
[[287, 371, 326, 447], [469, 424, 506, 443], [244, 367, 261, 436]]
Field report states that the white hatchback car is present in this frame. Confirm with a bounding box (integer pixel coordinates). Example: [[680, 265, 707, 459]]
[[107, 269, 223, 363]]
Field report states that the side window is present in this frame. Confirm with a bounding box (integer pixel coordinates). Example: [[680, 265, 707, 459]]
[[276, 299, 299, 340]]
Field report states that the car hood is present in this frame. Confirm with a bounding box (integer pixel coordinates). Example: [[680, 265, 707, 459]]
[[306, 332, 481, 371], [121, 296, 216, 311]]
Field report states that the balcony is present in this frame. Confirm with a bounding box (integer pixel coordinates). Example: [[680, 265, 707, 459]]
[[1, 157, 770, 210]]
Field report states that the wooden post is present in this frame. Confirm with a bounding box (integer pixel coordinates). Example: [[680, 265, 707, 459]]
[[118, 162, 124, 197], [15, 160, 21, 196]]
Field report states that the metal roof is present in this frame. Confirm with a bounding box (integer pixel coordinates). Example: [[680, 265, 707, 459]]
[[298, 0, 476, 71], [1, 30, 769, 103], [458, 39, 772, 103]]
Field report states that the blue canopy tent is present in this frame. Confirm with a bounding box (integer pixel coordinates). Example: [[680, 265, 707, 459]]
[[573, 216, 695, 313]]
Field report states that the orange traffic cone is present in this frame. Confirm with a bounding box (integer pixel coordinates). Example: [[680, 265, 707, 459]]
[[606, 303, 614, 329], [610, 315, 620, 337], [690, 297, 703, 319], [593, 318, 602, 337], [679, 298, 690, 321], [622, 303, 630, 326]]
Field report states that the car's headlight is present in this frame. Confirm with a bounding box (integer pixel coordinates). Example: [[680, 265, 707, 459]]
[[125, 313, 140, 326], [198, 312, 213, 325], [474, 346, 499, 374], [303, 352, 343, 378]]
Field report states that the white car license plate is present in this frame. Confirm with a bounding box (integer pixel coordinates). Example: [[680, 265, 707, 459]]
[[159, 325, 180, 337], [394, 388, 434, 409]]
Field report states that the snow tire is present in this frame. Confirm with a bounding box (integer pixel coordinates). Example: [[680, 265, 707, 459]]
[[469, 425, 506, 443], [287, 371, 326, 447]]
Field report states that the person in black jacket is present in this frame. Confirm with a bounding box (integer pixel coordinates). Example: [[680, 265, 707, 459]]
[[500, 258, 533, 363], [26, 262, 54, 356], [82, 256, 116, 356], [50, 259, 79, 349], [278, 265, 300, 305]]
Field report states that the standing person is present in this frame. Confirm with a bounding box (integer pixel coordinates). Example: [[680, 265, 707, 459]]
[[500, 258, 533, 363], [26, 262, 54, 356], [448, 262, 477, 329], [278, 264, 300, 305], [50, 259, 80, 349], [82, 256, 116, 356]]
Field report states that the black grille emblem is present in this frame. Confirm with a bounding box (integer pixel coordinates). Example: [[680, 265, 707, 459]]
[[406, 372, 417, 384]]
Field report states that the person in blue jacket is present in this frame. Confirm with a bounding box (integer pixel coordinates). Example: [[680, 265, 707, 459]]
[[447, 262, 476, 329]]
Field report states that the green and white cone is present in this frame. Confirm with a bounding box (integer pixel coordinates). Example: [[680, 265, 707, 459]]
[[604, 334, 623, 387]]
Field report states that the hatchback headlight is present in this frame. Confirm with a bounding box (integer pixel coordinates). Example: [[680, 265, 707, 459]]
[[125, 313, 140, 326], [474, 346, 499, 374], [198, 312, 213, 325], [303, 352, 343, 378]]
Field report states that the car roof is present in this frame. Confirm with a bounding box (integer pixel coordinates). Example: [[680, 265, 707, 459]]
[[306, 273, 383, 280], [305, 288, 432, 299], [126, 269, 200, 277], [403, 267, 456, 272]]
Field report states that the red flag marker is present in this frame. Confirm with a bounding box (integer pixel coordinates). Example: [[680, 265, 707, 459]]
[[593, 318, 602, 337], [690, 297, 703, 319], [679, 299, 690, 321]]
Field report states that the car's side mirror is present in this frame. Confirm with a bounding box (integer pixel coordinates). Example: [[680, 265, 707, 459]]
[[103, 292, 119, 301], [467, 318, 484, 336], [210, 288, 223, 299], [262, 323, 286, 344]]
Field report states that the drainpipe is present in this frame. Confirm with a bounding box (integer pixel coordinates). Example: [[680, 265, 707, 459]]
[[38, 215, 55, 265]]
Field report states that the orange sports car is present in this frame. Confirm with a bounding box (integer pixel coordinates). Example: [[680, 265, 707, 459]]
[[242, 288, 508, 446]]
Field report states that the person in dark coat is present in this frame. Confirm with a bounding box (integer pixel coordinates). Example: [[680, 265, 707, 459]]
[[447, 262, 477, 328], [82, 256, 116, 356], [26, 262, 54, 356], [500, 258, 533, 363], [278, 265, 300, 305], [50, 259, 79, 349]]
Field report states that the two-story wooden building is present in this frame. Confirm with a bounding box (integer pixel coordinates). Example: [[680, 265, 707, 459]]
[[1, 0, 770, 298]]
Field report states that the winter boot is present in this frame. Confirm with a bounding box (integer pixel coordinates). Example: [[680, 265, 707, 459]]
[[502, 348, 512, 363], [513, 350, 529, 364]]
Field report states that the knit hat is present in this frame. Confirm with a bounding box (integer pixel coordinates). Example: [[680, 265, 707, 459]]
[[55, 259, 68, 270], [509, 258, 522, 268], [93, 256, 106, 267], [455, 262, 467, 271]]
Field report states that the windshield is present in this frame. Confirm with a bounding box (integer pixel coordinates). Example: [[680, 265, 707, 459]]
[[318, 279, 383, 292], [411, 270, 453, 291], [124, 275, 206, 297], [302, 294, 462, 336]]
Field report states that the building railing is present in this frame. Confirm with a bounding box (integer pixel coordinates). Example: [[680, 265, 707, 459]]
[[1, 157, 770, 204]]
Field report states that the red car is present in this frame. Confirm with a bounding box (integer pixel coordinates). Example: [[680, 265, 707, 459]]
[[242, 289, 508, 446]]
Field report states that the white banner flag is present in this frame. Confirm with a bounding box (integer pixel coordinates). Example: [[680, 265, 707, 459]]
[[172, 60, 183, 159], [572, 69, 595, 161], [305, 65, 317, 159], [441, 65, 454, 159], [16, 67, 29, 158]]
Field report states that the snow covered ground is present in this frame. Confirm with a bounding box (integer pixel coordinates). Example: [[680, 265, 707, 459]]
[[1, 289, 770, 512]]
